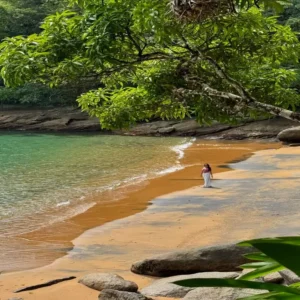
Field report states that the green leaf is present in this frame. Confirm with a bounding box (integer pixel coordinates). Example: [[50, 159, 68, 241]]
[[239, 262, 284, 280], [238, 237, 300, 277], [241, 262, 271, 269], [244, 252, 275, 262], [174, 279, 300, 295]]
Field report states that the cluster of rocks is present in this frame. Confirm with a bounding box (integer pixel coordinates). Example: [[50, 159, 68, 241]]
[[1, 108, 300, 142], [78, 243, 300, 300]]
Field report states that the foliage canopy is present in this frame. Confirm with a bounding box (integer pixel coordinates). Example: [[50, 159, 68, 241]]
[[1, 0, 300, 127]]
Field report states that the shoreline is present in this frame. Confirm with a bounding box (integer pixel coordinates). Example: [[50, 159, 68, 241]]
[[3, 140, 297, 300], [2, 139, 280, 276]]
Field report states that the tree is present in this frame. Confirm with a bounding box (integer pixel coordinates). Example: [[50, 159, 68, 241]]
[[0, 0, 300, 128], [0, 0, 68, 40], [278, 0, 300, 31]]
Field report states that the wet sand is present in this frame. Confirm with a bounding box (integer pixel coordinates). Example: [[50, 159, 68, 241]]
[[3, 140, 297, 300]]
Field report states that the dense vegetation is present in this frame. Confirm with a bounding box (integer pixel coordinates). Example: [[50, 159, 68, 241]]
[[0, 0, 65, 40], [1, 0, 300, 123], [0, 0, 84, 107]]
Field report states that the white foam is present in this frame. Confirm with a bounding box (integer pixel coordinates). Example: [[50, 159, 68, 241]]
[[123, 174, 148, 184], [156, 165, 184, 175], [171, 138, 196, 160], [56, 201, 70, 207]]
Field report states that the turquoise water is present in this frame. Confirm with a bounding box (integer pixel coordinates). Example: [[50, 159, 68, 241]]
[[0, 133, 190, 240]]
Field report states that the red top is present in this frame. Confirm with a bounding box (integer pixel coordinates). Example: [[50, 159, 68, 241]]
[[202, 167, 211, 173]]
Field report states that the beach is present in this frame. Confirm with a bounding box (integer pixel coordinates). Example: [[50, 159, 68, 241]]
[[3, 139, 300, 300]]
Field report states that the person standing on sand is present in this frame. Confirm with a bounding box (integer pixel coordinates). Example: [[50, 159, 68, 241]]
[[201, 163, 213, 188]]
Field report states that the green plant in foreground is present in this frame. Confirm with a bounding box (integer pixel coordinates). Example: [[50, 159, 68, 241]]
[[174, 237, 300, 299]]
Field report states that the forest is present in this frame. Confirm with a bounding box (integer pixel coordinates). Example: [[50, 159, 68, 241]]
[[0, 0, 83, 106], [1, 0, 300, 127]]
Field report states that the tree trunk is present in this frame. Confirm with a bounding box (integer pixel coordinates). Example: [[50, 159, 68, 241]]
[[200, 84, 300, 122]]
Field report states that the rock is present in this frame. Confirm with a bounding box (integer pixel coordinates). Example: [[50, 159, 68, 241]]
[[278, 126, 300, 143], [218, 118, 298, 140], [236, 269, 263, 282], [141, 272, 239, 298], [279, 269, 300, 285], [158, 127, 175, 134], [183, 287, 266, 299], [169, 120, 232, 137], [131, 244, 254, 276], [98, 289, 152, 300], [263, 272, 283, 284], [79, 273, 138, 292]]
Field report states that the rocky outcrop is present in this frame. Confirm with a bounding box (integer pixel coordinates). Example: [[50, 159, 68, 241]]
[[131, 244, 255, 277], [141, 272, 239, 298], [0, 108, 298, 139], [119, 120, 232, 137], [277, 126, 300, 143], [215, 118, 298, 140], [121, 118, 298, 139], [98, 289, 152, 300], [78, 273, 138, 292], [0, 108, 101, 132], [183, 287, 266, 300]]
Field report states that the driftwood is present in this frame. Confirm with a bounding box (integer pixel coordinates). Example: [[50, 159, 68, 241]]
[[14, 276, 76, 293]]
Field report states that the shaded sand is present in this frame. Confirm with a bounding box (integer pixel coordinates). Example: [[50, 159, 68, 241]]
[[4, 140, 300, 300], [2, 140, 277, 273]]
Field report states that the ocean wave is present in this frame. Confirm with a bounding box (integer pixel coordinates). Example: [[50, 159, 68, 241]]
[[156, 165, 184, 175], [171, 137, 196, 160], [122, 174, 148, 184], [56, 201, 70, 207]]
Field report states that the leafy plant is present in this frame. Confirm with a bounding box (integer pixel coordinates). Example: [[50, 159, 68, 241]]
[[175, 236, 300, 299]]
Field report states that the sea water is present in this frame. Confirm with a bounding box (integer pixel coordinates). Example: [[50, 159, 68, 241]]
[[0, 133, 191, 270]]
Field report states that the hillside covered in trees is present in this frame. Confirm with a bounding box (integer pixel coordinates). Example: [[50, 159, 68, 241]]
[[0, 0, 93, 107], [1, 0, 300, 126]]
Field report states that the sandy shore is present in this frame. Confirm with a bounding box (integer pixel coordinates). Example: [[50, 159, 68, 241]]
[[3, 139, 278, 273], [3, 139, 297, 300]]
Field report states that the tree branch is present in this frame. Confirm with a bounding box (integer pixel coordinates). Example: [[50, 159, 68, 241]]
[[176, 84, 300, 122], [124, 26, 143, 56]]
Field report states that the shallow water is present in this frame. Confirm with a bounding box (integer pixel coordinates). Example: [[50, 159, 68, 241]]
[[0, 133, 189, 241]]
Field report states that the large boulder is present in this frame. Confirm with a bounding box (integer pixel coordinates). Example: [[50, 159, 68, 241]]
[[98, 289, 152, 300], [278, 126, 300, 143], [131, 244, 255, 276], [79, 273, 138, 292], [183, 287, 266, 300], [141, 272, 239, 298], [279, 270, 300, 285]]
